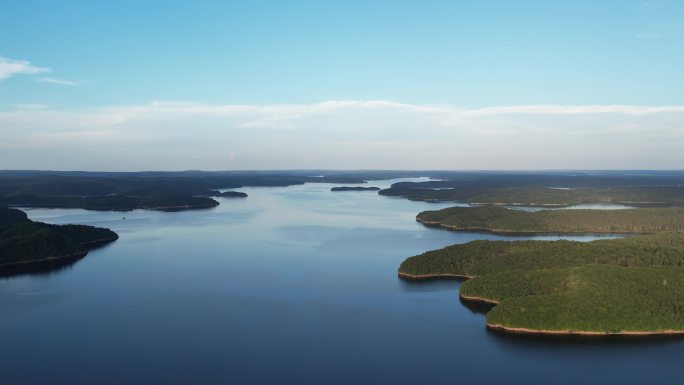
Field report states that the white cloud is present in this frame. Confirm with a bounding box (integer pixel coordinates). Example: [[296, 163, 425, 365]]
[[35, 77, 80, 86], [0, 56, 50, 81], [0, 56, 76, 85], [0, 101, 682, 170]]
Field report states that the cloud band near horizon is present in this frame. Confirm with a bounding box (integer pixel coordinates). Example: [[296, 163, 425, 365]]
[[1, 101, 683, 171]]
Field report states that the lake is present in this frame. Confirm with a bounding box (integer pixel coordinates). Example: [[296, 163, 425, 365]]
[[1, 179, 682, 385]]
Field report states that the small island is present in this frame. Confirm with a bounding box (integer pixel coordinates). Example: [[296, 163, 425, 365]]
[[218, 191, 248, 198], [331, 186, 381, 192], [400, 206, 684, 336], [1, 206, 119, 268]]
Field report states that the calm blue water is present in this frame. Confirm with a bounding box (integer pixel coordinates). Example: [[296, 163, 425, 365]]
[[1, 179, 681, 385]]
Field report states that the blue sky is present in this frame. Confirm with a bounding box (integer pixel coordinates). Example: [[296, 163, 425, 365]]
[[0, 0, 683, 170]]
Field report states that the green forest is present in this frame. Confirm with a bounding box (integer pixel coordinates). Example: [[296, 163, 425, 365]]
[[401, 206, 684, 334], [400, 233, 684, 277], [380, 185, 684, 207], [417, 206, 684, 233], [462, 265, 684, 333], [378, 172, 684, 206], [0, 194, 220, 212]]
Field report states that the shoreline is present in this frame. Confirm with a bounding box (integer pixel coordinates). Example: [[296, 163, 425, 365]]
[[402, 198, 669, 208], [416, 217, 643, 235], [79, 235, 120, 246], [10, 203, 219, 212], [406, 274, 684, 337], [460, 290, 684, 337], [398, 271, 474, 280], [0, 235, 119, 269], [459, 293, 499, 305], [0, 251, 88, 268], [486, 323, 684, 336]]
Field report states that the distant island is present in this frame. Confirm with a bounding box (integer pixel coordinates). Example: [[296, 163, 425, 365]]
[[218, 191, 248, 198], [400, 206, 684, 336], [331, 186, 380, 192], [0, 206, 119, 268]]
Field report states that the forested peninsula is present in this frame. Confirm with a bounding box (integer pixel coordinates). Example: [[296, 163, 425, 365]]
[[401, 206, 684, 336], [379, 172, 684, 207], [0, 207, 118, 268], [416, 206, 684, 234], [0, 171, 369, 211]]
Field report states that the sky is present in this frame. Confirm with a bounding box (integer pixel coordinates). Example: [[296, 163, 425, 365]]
[[0, 0, 683, 170]]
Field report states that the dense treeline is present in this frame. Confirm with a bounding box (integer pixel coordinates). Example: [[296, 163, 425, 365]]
[[379, 171, 684, 206], [380, 186, 483, 201], [4, 170, 684, 211], [400, 233, 684, 277], [0, 207, 118, 266], [471, 186, 684, 206], [390, 171, 684, 189], [401, 233, 684, 333], [462, 265, 684, 332], [381, 185, 684, 206], [0, 206, 27, 226], [0, 172, 371, 196], [0, 194, 220, 211], [401, 203, 684, 333], [417, 206, 684, 233]]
